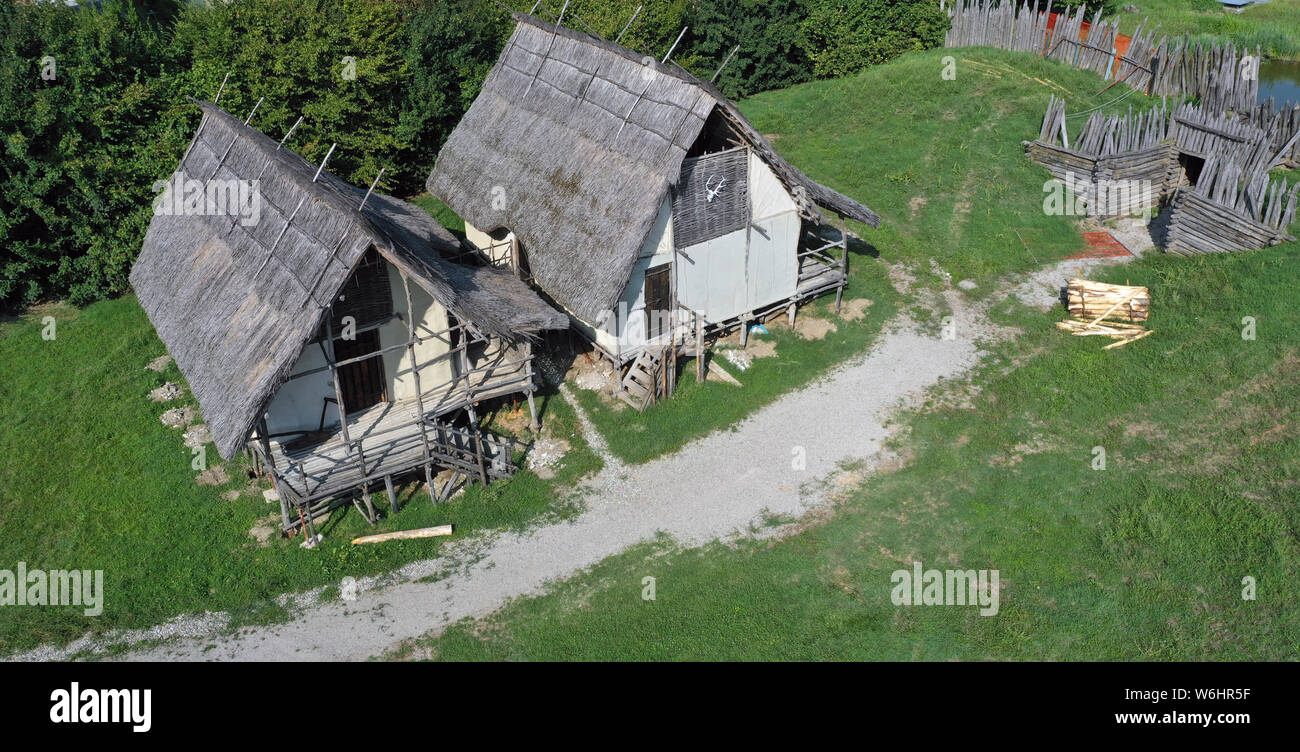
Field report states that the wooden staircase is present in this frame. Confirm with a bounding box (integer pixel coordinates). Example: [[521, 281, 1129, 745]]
[[617, 346, 671, 411]]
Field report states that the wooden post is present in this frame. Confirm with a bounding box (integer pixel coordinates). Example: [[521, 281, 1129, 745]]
[[524, 340, 540, 432], [695, 313, 705, 383], [787, 302, 797, 327], [836, 215, 849, 313], [459, 328, 489, 488], [399, 272, 437, 504], [384, 474, 397, 516], [323, 316, 352, 447]]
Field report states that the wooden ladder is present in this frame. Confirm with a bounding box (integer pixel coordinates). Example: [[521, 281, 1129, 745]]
[[617, 346, 669, 411]]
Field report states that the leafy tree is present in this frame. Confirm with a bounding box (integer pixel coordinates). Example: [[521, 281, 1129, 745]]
[[0, 0, 185, 309], [398, 0, 514, 195], [684, 0, 814, 98], [799, 0, 947, 80], [169, 0, 411, 190]]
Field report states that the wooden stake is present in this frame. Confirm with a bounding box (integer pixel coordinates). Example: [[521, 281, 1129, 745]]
[[351, 526, 453, 545]]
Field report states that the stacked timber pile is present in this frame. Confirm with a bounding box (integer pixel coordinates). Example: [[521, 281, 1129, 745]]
[[1058, 279, 1153, 349], [945, 1, 1260, 111]]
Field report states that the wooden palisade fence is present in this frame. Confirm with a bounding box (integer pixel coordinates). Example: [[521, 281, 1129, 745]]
[[1026, 95, 1299, 254], [945, 0, 1260, 112]]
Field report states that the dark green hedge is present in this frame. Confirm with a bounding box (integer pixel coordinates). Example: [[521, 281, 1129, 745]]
[[0, 0, 945, 311]]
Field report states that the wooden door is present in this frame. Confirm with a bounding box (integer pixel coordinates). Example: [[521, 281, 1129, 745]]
[[644, 264, 673, 341], [333, 328, 386, 413]]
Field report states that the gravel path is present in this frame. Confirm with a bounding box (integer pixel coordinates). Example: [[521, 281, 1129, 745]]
[[15, 290, 998, 662]]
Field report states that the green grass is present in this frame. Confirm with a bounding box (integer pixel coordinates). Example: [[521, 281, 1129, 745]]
[[739, 47, 1162, 283], [1115, 0, 1300, 60], [403, 245, 1300, 661], [409, 193, 465, 236], [392, 49, 1300, 661], [0, 298, 599, 654]]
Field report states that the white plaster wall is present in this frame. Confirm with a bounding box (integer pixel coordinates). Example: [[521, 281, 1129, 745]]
[[263, 259, 454, 437], [379, 262, 454, 401]]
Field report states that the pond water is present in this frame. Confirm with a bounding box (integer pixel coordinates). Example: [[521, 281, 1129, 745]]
[[1259, 59, 1300, 107]]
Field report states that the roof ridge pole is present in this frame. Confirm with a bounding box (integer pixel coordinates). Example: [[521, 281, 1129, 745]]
[[615, 5, 642, 45], [213, 71, 231, 103], [278, 116, 304, 149], [313, 143, 338, 182], [662, 26, 688, 64], [358, 167, 386, 211], [710, 45, 740, 83], [243, 96, 264, 125]]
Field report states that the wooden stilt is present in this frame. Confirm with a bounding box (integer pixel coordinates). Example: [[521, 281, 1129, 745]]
[[360, 483, 377, 525], [836, 215, 849, 313], [526, 390, 539, 432], [695, 313, 705, 383], [384, 474, 397, 515]]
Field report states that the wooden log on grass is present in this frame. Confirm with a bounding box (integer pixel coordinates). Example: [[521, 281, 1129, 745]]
[[350, 525, 453, 545]]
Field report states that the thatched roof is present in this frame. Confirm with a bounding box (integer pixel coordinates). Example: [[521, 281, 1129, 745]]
[[131, 101, 566, 460], [428, 13, 880, 323]]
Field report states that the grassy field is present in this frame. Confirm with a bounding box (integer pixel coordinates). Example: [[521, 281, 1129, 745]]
[[0, 297, 601, 654], [739, 48, 1155, 283], [392, 49, 1300, 660], [1115, 0, 1300, 59], [402, 242, 1300, 662]]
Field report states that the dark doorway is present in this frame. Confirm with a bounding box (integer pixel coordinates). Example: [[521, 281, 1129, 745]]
[[334, 328, 386, 413], [644, 264, 673, 341], [1179, 152, 1206, 186]]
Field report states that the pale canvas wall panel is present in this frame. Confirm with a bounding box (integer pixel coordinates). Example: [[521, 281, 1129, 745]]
[[265, 343, 335, 437], [264, 260, 454, 437], [750, 152, 798, 220], [746, 211, 800, 307]]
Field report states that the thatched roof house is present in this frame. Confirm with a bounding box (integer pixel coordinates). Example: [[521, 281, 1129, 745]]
[[429, 13, 879, 345], [131, 101, 565, 528]]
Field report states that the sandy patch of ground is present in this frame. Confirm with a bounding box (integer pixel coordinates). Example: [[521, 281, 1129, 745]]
[[195, 465, 229, 486], [182, 424, 211, 449], [795, 316, 838, 340], [527, 437, 571, 480], [838, 298, 873, 322]]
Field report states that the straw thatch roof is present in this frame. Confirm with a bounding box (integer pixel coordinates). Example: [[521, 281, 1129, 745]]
[[130, 101, 566, 460], [428, 13, 880, 323]]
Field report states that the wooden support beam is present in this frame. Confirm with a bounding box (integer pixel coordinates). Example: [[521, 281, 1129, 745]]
[[695, 313, 705, 383], [384, 474, 397, 516]]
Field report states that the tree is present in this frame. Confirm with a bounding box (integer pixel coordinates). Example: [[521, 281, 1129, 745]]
[[799, 0, 947, 80]]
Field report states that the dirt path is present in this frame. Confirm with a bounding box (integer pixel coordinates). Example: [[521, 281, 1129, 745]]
[[16, 284, 1019, 662]]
